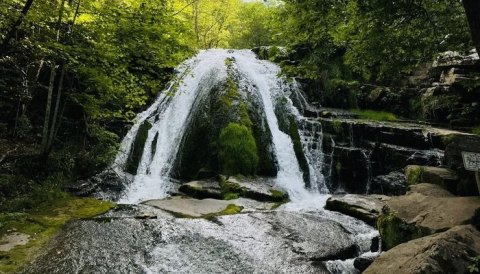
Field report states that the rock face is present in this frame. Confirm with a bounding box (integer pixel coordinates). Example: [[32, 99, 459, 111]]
[[370, 171, 407, 196], [316, 116, 471, 194], [405, 165, 459, 193], [325, 194, 389, 226], [377, 183, 480, 249], [364, 225, 480, 274]]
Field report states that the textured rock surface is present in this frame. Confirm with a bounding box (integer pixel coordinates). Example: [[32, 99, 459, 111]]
[[21, 209, 367, 274], [143, 197, 236, 218], [370, 171, 407, 196], [178, 180, 223, 199], [325, 194, 389, 226], [364, 225, 480, 274], [405, 165, 458, 193], [377, 184, 480, 249]]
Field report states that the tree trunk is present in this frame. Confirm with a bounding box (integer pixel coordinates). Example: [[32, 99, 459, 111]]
[[46, 63, 66, 152], [0, 0, 35, 54], [41, 64, 56, 154], [462, 0, 480, 54]]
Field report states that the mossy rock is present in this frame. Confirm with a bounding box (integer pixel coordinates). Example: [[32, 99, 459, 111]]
[[377, 210, 429, 250], [126, 120, 152, 174], [218, 123, 259, 176], [288, 117, 310, 187], [405, 165, 425, 185], [0, 196, 115, 273]]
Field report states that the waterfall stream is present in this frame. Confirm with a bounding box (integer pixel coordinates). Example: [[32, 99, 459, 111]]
[[114, 49, 330, 203], [108, 49, 378, 273]]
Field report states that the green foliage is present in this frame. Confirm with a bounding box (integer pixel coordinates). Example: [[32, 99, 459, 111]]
[[277, 0, 471, 84], [468, 256, 480, 274], [406, 166, 425, 185], [353, 110, 397, 122], [218, 123, 259, 176], [473, 126, 480, 135]]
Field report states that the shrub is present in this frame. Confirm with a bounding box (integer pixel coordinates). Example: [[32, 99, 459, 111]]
[[353, 109, 397, 121], [218, 123, 259, 176]]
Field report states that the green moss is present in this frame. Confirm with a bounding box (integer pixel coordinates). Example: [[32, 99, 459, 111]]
[[126, 120, 152, 174], [223, 192, 240, 200], [441, 134, 456, 146], [332, 119, 343, 134], [377, 210, 428, 250], [218, 123, 259, 176], [406, 166, 424, 185], [270, 189, 288, 202], [288, 117, 310, 187], [473, 126, 480, 136], [201, 204, 244, 221], [0, 196, 115, 273], [353, 109, 397, 121]]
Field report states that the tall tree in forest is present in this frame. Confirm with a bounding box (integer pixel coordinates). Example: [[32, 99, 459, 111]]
[[0, 0, 35, 54], [462, 0, 480, 54]]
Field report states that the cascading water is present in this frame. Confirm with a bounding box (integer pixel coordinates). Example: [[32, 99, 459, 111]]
[[110, 49, 378, 273], [115, 49, 328, 203]]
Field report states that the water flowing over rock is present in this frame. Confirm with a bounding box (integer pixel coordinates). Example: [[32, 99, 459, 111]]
[[110, 49, 333, 203]]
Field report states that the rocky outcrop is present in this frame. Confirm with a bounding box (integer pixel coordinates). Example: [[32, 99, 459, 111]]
[[178, 180, 223, 199], [405, 165, 459, 193], [68, 169, 129, 201], [445, 134, 480, 196], [377, 184, 480, 249], [364, 225, 480, 274], [325, 194, 389, 226], [370, 171, 407, 196]]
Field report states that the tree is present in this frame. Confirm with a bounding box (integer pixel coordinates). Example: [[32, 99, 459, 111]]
[[462, 0, 480, 54]]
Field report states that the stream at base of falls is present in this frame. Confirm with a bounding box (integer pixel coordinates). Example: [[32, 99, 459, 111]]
[[22, 50, 379, 274]]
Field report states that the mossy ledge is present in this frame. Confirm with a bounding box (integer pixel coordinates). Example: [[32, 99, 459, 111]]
[[0, 196, 115, 273], [376, 209, 429, 250]]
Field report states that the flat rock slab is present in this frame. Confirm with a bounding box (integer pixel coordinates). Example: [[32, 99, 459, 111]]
[[0, 232, 30, 252], [325, 194, 390, 226], [143, 197, 233, 217], [364, 225, 480, 274], [385, 190, 480, 233], [227, 176, 288, 202], [178, 180, 223, 199], [408, 183, 454, 197]]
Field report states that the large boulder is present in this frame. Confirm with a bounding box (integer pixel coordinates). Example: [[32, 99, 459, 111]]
[[364, 225, 480, 274], [377, 184, 480, 249], [405, 165, 459, 194], [325, 194, 389, 226]]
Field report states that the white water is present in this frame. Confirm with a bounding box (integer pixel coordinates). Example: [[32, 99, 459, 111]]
[[108, 49, 378, 273], [115, 49, 328, 204]]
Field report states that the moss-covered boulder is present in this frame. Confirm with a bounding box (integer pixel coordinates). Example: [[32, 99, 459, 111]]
[[171, 61, 277, 180], [405, 165, 459, 193], [218, 123, 259, 176]]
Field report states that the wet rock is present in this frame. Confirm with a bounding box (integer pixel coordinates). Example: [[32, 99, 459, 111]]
[[178, 180, 223, 199], [377, 184, 480, 249], [143, 196, 240, 218], [370, 171, 407, 196], [325, 194, 389, 226], [329, 147, 370, 194], [67, 169, 128, 200], [405, 165, 459, 194], [364, 225, 480, 274], [354, 253, 377, 272], [225, 176, 289, 202], [22, 210, 364, 273]]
